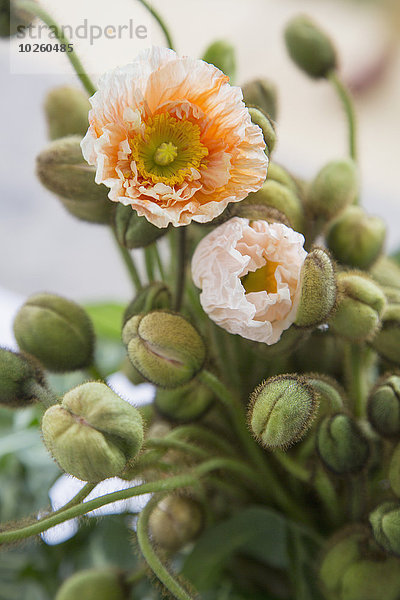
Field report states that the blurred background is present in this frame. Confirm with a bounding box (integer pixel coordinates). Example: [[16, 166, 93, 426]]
[[1, 0, 400, 313]]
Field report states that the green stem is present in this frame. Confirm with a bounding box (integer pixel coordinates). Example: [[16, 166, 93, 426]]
[[137, 495, 196, 600], [328, 71, 357, 162], [168, 425, 239, 457], [137, 0, 175, 50], [274, 451, 311, 484], [15, 1, 96, 96], [144, 246, 155, 282], [0, 475, 195, 545], [153, 243, 166, 280], [146, 437, 210, 460], [111, 228, 143, 291], [344, 343, 368, 419], [51, 482, 97, 517], [174, 227, 187, 311], [314, 467, 342, 526]]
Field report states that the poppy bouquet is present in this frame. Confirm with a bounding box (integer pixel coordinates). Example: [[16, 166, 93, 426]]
[[1, 3, 400, 600]]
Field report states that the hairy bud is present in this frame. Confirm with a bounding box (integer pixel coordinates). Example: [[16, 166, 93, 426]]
[[295, 248, 337, 327], [284, 15, 337, 79], [149, 495, 203, 551], [370, 502, 400, 557], [123, 283, 172, 325], [308, 375, 344, 418], [36, 136, 112, 224], [341, 558, 400, 600], [113, 203, 167, 249], [317, 413, 369, 475], [371, 304, 400, 365], [327, 206, 385, 270], [248, 107, 276, 156], [240, 179, 303, 231], [42, 382, 144, 482], [0, 347, 54, 408], [155, 380, 213, 422], [55, 567, 126, 600], [328, 272, 386, 342], [123, 311, 206, 388], [249, 374, 319, 449], [44, 86, 90, 141], [242, 78, 278, 121], [371, 256, 400, 290], [306, 159, 358, 222], [202, 40, 236, 81], [14, 293, 94, 372], [368, 375, 400, 438], [0, 0, 36, 37]]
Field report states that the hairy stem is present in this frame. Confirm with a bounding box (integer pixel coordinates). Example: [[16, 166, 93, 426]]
[[328, 71, 357, 162]]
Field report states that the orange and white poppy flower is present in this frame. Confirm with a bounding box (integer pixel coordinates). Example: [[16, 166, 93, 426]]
[[191, 218, 307, 344], [81, 47, 268, 228]]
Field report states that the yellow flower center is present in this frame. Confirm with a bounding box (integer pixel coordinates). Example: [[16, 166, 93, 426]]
[[241, 260, 279, 294], [130, 113, 209, 186]]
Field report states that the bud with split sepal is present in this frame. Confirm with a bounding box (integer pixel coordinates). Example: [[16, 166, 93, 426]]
[[370, 502, 400, 557], [155, 379, 214, 423], [317, 413, 369, 475], [113, 203, 168, 249], [368, 374, 400, 438]]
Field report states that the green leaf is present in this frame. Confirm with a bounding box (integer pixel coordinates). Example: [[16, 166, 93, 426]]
[[182, 506, 288, 590], [84, 302, 126, 341]]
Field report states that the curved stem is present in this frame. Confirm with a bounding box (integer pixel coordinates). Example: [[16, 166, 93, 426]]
[[328, 71, 357, 162], [174, 227, 187, 311], [15, 1, 96, 95], [51, 482, 97, 517], [111, 228, 143, 292], [137, 0, 175, 50], [137, 495, 196, 600]]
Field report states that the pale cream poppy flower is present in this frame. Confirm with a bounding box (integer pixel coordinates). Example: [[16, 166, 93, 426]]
[[191, 217, 307, 344], [81, 47, 268, 228]]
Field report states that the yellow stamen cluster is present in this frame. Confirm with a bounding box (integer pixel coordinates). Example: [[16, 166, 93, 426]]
[[241, 260, 279, 294]]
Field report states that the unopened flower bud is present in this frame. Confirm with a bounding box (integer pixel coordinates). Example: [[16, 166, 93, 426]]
[[249, 374, 319, 449], [155, 380, 213, 422], [267, 162, 297, 194], [149, 495, 203, 551], [248, 107, 276, 156], [36, 136, 112, 224], [284, 15, 337, 79], [202, 40, 236, 80], [44, 86, 90, 141], [0, 0, 36, 37], [42, 382, 143, 482], [319, 528, 367, 597], [308, 375, 344, 418], [317, 413, 369, 474], [368, 375, 400, 438], [370, 502, 400, 557], [113, 203, 167, 249], [0, 348, 54, 408], [123, 311, 206, 388], [327, 206, 386, 269], [328, 272, 386, 342], [242, 78, 278, 121], [14, 293, 94, 372], [240, 180, 304, 231], [306, 159, 358, 222], [371, 304, 400, 365], [123, 283, 172, 325], [371, 256, 400, 290], [295, 248, 337, 328], [341, 558, 400, 600], [55, 567, 126, 600]]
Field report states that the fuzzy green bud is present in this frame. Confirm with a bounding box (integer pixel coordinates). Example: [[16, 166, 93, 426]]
[[371, 256, 400, 290], [267, 162, 297, 194], [242, 78, 278, 121], [44, 86, 90, 141], [123, 311, 206, 388], [368, 375, 400, 438], [248, 107, 276, 157], [328, 272, 386, 342], [0, 0, 36, 37], [327, 206, 386, 270], [0, 348, 53, 408], [123, 283, 172, 325], [155, 380, 213, 422], [370, 502, 400, 556], [55, 568, 126, 600], [113, 203, 167, 249], [284, 15, 337, 79], [306, 159, 358, 222], [149, 495, 203, 551], [295, 248, 337, 328], [317, 413, 369, 474], [249, 374, 319, 449], [341, 558, 400, 600], [319, 528, 367, 597], [240, 179, 303, 231], [14, 293, 94, 372], [36, 136, 112, 224], [308, 375, 344, 418], [202, 40, 236, 81], [42, 382, 143, 482], [371, 304, 400, 365]]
